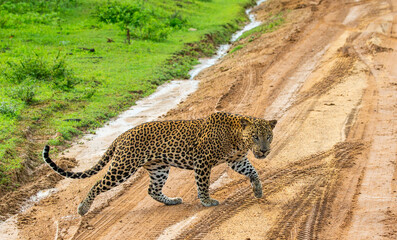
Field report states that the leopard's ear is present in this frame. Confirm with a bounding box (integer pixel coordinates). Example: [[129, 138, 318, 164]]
[[240, 118, 252, 130], [269, 120, 277, 130]]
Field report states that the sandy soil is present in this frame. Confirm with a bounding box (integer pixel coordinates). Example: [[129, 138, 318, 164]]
[[1, 0, 396, 239]]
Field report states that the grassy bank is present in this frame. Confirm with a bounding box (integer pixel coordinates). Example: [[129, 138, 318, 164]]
[[0, 0, 254, 190]]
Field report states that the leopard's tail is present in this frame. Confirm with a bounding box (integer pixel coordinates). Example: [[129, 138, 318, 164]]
[[42, 141, 117, 179]]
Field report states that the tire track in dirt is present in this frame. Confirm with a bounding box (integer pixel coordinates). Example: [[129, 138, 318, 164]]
[[263, 143, 364, 240], [290, 48, 356, 109], [175, 142, 364, 239]]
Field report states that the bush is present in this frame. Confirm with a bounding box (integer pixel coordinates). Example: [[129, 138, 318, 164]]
[[95, 1, 185, 43], [59, 126, 81, 140], [5, 57, 51, 84], [50, 57, 81, 91], [0, 101, 20, 117], [4, 54, 80, 91], [167, 12, 187, 29], [8, 81, 37, 104]]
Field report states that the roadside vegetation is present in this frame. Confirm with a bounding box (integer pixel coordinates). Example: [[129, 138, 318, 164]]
[[0, 0, 255, 190], [229, 11, 285, 54], [238, 11, 285, 41]]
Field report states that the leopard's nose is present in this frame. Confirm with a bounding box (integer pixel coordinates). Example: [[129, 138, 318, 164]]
[[260, 149, 270, 155]]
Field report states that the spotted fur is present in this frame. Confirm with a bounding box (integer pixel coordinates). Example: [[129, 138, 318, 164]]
[[43, 112, 277, 215]]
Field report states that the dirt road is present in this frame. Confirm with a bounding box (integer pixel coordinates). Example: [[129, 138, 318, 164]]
[[1, 0, 396, 239]]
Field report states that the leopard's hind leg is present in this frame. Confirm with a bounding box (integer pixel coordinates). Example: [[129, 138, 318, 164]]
[[144, 162, 182, 205], [77, 158, 138, 215]]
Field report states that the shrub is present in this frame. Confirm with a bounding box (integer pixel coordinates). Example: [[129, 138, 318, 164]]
[[59, 126, 81, 140], [0, 101, 20, 117], [50, 57, 81, 91], [167, 12, 187, 29], [4, 54, 80, 91], [8, 82, 37, 104], [5, 56, 51, 84], [95, 1, 184, 43]]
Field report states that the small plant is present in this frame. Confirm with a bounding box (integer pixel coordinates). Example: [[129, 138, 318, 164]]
[[237, 12, 285, 41], [8, 78, 37, 104], [5, 56, 51, 84], [47, 137, 63, 146], [4, 53, 80, 91], [0, 101, 20, 117], [168, 12, 187, 29], [157, 54, 198, 81], [59, 126, 81, 141], [50, 55, 81, 91], [82, 88, 96, 99], [230, 45, 243, 54]]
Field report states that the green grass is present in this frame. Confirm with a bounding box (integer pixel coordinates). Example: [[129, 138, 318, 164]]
[[238, 11, 285, 41], [230, 44, 244, 54], [226, 12, 285, 56], [0, 0, 254, 189]]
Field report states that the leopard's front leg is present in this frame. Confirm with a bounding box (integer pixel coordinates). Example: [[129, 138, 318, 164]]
[[194, 165, 219, 207], [227, 157, 263, 198]]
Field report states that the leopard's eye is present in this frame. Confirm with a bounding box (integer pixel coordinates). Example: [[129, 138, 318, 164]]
[[253, 135, 259, 140]]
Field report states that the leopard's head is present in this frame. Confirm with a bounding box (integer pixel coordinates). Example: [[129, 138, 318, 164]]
[[241, 118, 277, 159]]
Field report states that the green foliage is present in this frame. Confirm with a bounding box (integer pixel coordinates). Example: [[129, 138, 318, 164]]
[[238, 12, 285, 41], [168, 12, 187, 29], [0, 0, 78, 27], [47, 138, 63, 146], [4, 54, 80, 91], [0, 126, 21, 186], [230, 44, 243, 54], [0, 0, 77, 14], [8, 81, 37, 104], [0, 156, 22, 185], [5, 57, 51, 84], [0, 100, 21, 117], [95, 1, 181, 42]]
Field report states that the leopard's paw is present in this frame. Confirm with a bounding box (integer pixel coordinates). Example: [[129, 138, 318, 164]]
[[200, 198, 219, 207], [77, 202, 90, 216], [252, 180, 263, 198], [165, 197, 183, 205]]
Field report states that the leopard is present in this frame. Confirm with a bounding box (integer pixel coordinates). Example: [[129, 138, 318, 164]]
[[43, 112, 277, 216]]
